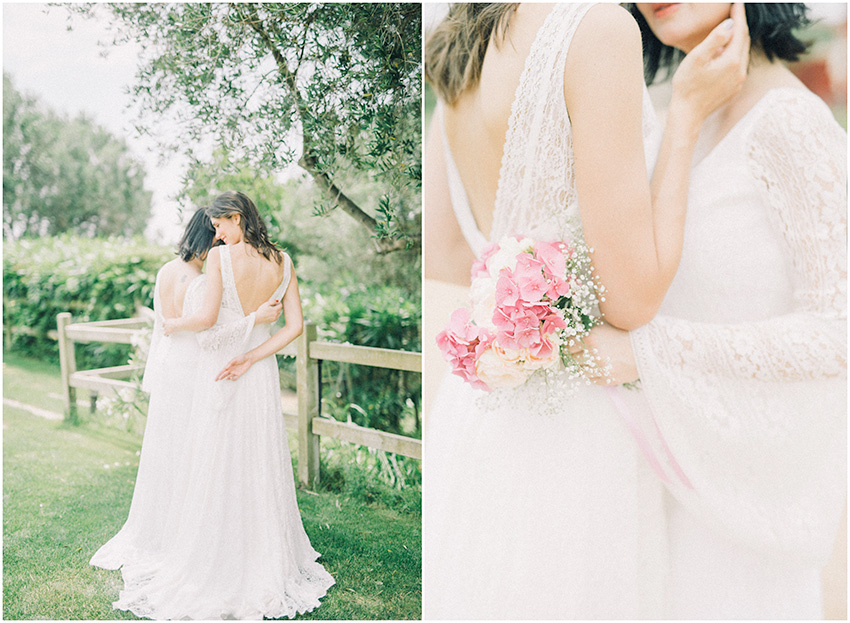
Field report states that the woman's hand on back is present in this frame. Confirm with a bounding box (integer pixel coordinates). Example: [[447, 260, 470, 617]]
[[216, 353, 255, 382], [162, 318, 178, 336]]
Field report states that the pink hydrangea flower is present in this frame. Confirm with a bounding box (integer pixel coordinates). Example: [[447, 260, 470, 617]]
[[436, 308, 494, 391], [470, 241, 500, 279]]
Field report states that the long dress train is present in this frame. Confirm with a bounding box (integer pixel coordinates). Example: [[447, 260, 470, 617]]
[[109, 246, 334, 620]]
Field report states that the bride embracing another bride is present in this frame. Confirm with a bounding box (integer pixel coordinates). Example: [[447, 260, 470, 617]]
[[424, 2, 845, 619], [91, 192, 334, 619]]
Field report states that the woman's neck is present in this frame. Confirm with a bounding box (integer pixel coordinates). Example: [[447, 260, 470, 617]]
[[716, 51, 802, 124]]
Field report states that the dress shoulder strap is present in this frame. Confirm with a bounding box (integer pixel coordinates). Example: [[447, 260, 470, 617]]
[[218, 245, 241, 313]]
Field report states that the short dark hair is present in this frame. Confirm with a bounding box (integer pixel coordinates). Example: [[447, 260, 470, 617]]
[[628, 3, 812, 84], [177, 208, 216, 262]]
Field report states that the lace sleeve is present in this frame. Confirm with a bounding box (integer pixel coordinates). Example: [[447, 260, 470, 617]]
[[195, 312, 256, 353], [627, 91, 847, 565], [634, 92, 846, 382]]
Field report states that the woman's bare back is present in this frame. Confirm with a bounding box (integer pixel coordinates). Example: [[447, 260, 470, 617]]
[[158, 259, 203, 319], [227, 242, 287, 315], [444, 3, 553, 239]]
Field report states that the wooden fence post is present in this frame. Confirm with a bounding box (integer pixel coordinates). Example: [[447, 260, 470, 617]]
[[57, 312, 78, 424], [296, 323, 320, 489]]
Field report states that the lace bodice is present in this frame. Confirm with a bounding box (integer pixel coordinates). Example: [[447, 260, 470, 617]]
[[631, 87, 847, 564], [189, 245, 292, 353]]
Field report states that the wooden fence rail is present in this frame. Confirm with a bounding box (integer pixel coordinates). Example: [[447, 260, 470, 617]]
[[56, 313, 421, 487]]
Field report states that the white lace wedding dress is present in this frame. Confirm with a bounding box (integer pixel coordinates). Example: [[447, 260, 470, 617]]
[[424, 3, 846, 620], [90, 268, 202, 569], [629, 87, 847, 618], [424, 5, 670, 619], [96, 246, 334, 619]]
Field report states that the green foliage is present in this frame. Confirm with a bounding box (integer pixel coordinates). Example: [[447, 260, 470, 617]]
[[183, 152, 421, 295], [317, 440, 421, 515], [3, 235, 170, 367], [73, 3, 421, 252], [4, 354, 420, 620], [302, 282, 421, 437], [3, 73, 152, 240]]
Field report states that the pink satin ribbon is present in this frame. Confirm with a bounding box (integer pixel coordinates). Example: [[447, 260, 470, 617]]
[[604, 386, 694, 490]]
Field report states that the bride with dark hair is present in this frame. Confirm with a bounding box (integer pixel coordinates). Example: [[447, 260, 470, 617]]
[[95, 193, 334, 619], [425, 1, 844, 619], [586, 3, 847, 618]]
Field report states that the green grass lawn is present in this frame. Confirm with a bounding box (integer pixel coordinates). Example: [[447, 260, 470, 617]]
[[3, 351, 421, 620]]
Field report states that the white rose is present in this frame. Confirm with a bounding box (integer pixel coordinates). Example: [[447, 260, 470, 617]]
[[475, 345, 529, 390], [487, 236, 534, 278], [469, 276, 497, 330]]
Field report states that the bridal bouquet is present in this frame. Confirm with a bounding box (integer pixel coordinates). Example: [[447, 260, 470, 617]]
[[436, 235, 605, 392]]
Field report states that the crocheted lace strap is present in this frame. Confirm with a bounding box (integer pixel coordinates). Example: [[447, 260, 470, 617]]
[[492, 3, 594, 241], [218, 245, 241, 314], [273, 253, 293, 301], [437, 103, 489, 258]]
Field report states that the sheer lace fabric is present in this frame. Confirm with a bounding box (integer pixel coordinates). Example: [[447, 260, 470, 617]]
[[94, 246, 333, 619], [90, 270, 203, 571], [630, 88, 846, 584], [424, 5, 669, 619]]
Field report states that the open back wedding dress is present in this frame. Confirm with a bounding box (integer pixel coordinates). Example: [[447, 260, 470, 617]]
[[423, 5, 669, 618], [94, 246, 334, 619], [424, 3, 846, 619]]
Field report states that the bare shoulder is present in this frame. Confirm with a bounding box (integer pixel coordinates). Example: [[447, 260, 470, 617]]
[[565, 3, 643, 100], [156, 258, 179, 284], [580, 3, 639, 36], [569, 3, 641, 64], [206, 245, 222, 264]]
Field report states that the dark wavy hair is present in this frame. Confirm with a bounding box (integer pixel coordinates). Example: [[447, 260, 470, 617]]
[[628, 3, 812, 84], [206, 191, 283, 264], [425, 3, 520, 104], [177, 207, 217, 262]]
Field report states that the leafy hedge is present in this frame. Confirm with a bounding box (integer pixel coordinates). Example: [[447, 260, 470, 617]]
[[3, 234, 171, 366], [301, 282, 422, 438], [5, 235, 422, 442]]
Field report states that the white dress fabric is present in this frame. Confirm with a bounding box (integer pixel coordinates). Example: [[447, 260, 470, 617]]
[[97, 246, 334, 620], [90, 269, 202, 569], [423, 5, 670, 619], [630, 87, 847, 618]]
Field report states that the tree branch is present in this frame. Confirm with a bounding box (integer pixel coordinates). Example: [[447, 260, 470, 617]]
[[235, 4, 413, 253]]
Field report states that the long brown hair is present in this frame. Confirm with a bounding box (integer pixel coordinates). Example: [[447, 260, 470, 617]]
[[206, 191, 283, 264], [425, 3, 519, 105]]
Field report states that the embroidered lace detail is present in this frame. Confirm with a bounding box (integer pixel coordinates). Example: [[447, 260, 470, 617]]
[[492, 4, 662, 243], [630, 88, 847, 564], [482, 3, 660, 417]]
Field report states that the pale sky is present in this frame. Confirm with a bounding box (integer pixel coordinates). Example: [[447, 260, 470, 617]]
[[3, 2, 302, 245], [3, 3, 201, 243]]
